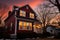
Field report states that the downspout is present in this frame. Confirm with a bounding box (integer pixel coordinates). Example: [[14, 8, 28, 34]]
[[15, 12, 17, 36]]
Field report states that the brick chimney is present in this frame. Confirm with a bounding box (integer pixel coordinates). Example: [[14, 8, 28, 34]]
[[13, 6, 19, 11], [8, 11, 11, 16]]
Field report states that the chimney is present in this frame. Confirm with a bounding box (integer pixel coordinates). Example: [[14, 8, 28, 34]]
[[8, 11, 11, 16], [13, 6, 19, 11]]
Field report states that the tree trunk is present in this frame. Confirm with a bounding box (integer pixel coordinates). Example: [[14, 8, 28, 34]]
[[43, 18, 47, 33]]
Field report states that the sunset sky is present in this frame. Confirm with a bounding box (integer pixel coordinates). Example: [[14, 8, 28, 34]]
[[0, 0, 44, 20]]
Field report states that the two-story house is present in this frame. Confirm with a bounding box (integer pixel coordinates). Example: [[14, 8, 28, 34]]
[[4, 5, 42, 36]]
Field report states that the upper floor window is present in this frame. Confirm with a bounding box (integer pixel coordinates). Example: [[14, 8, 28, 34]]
[[20, 10, 26, 17], [30, 13, 34, 19]]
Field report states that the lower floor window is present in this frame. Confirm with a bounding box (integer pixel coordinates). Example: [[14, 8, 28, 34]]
[[19, 21, 32, 30]]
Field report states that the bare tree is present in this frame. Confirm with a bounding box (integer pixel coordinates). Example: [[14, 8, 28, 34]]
[[48, 0, 60, 12], [36, 3, 53, 27], [35, 3, 51, 33], [35, 1, 59, 33]]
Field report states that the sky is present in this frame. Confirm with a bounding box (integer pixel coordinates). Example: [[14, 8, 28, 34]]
[[0, 0, 44, 20]]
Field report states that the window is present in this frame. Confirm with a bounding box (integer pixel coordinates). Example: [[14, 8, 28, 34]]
[[19, 21, 32, 30], [29, 23, 32, 30], [27, 23, 30, 30], [23, 22, 26, 30], [10, 22, 13, 30], [26, 23, 32, 30], [20, 10, 26, 17], [19, 21, 23, 30], [30, 13, 34, 18]]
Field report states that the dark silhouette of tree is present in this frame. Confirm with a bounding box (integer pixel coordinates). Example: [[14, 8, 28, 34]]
[[48, 0, 60, 12]]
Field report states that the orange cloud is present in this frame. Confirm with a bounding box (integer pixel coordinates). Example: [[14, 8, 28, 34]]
[[29, 0, 43, 8]]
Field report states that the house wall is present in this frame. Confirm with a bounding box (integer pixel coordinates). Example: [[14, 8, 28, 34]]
[[5, 14, 15, 34]]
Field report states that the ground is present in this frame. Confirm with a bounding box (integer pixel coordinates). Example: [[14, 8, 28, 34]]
[[0, 38, 60, 40]]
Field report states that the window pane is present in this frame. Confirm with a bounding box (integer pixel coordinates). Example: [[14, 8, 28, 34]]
[[29, 23, 32, 30], [27, 23, 30, 30], [20, 10, 26, 17], [30, 13, 34, 18], [24, 22, 27, 30], [30, 23, 32, 27], [19, 21, 32, 30], [19, 21, 23, 30]]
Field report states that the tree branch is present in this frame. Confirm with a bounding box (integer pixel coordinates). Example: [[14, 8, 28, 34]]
[[55, 0, 59, 4], [49, 0, 57, 6]]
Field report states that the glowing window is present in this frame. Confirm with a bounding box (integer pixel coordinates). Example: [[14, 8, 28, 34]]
[[24, 22, 27, 30], [26, 23, 30, 30], [19, 21, 23, 30], [30, 13, 34, 18], [19, 21, 32, 30], [20, 10, 26, 17], [29, 23, 32, 30]]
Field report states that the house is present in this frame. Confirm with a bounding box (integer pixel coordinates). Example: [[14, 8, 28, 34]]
[[4, 5, 42, 37]]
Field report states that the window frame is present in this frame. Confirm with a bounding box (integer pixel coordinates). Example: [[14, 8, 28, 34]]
[[18, 21, 32, 30], [20, 10, 26, 17], [30, 12, 34, 19]]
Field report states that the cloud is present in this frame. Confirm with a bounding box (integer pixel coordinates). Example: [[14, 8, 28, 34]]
[[0, 0, 34, 5], [0, 0, 44, 20], [0, 3, 9, 17]]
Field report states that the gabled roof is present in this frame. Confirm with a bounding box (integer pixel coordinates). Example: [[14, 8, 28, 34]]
[[4, 5, 37, 21], [20, 5, 32, 10]]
